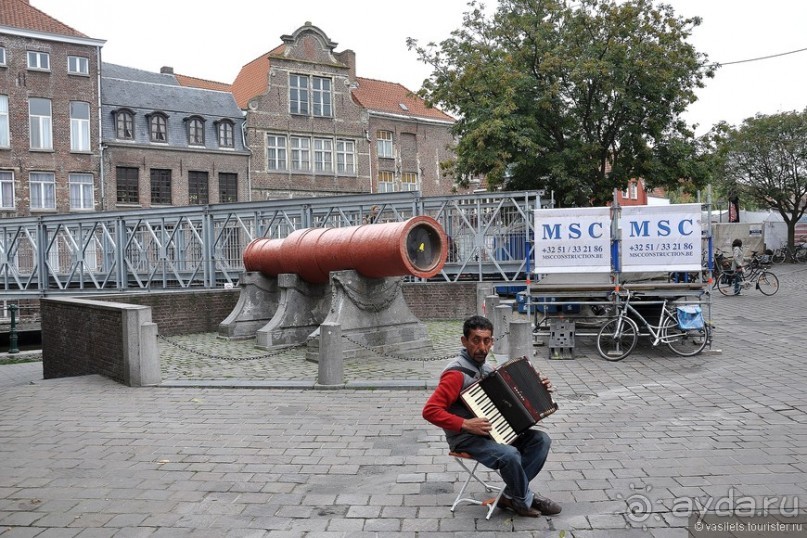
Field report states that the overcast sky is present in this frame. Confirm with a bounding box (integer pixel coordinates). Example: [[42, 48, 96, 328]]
[[33, 0, 807, 135]]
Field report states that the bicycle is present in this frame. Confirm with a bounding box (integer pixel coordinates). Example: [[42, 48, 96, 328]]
[[770, 240, 807, 264], [715, 251, 779, 296], [596, 289, 710, 361]]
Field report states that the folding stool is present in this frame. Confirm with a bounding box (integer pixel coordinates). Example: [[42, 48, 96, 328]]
[[448, 451, 506, 520]]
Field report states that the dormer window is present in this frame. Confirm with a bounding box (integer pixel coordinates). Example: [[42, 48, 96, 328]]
[[114, 109, 135, 140], [186, 116, 205, 146], [148, 112, 168, 143], [215, 120, 234, 148]]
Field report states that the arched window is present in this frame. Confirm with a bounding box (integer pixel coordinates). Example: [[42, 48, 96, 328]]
[[217, 120, 234, 148], [187, 116, 205, 146], [148, 113, 168, 143], [115, 109, 134, 140]]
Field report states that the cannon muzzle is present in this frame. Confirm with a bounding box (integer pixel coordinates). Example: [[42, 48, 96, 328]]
[[243, 216, 447, 284]]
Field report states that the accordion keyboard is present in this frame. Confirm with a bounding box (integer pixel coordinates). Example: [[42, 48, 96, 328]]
[[463, 383, 519, 444]]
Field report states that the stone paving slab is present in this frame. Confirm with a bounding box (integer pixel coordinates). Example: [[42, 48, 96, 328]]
[[1, 264, 806, 536]]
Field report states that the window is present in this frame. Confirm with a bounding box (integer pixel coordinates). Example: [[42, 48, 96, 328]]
[[219, 173, 238, 203], [70, 101, 91, 152], [289, 74, 309, 115], [0, 47, 6, 67], [30, 172, 55, 210], [0, 171, 14, 209], [401, 172, 419, 192], [150, 169, 172, 204], [115, 110, 134, 140], [290, 136, 310, 171], [629, 182, 638, 200], [336, 139, 355, 175], [290, 74, 333, 117], [149, 113, 168, 142], [313, 138, 333, 173], [27, 51, 50, 71], [266, 135, 287, 170], [187, 116, 205, 146], [217, 120, 234, 148], [0, 95, 9, 148], [378, 171, 395, 193], [377, 130, 393, 158], [29, 98, 53, 150], [116, 167, 139, 204], [188, 171, 209, 205], [312, 76, 332, 117], [69, 173, 94, 210], [67, 56, 89, 75]]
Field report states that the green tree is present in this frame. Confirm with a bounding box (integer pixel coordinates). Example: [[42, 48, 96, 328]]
[[714, 110, 807, 248], [408, 0, 714, 206]]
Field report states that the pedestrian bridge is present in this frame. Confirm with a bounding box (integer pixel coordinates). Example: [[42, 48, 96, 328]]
[[0, 190, 544, 300]]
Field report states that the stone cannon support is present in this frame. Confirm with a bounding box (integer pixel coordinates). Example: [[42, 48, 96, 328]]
[[305, 270, 433, 362], [256, 274, 330, 349], [218, 272, 280, 340]]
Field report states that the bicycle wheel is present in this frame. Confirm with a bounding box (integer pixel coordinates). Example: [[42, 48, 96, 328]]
[[596, 317, 639, 361], [771, 249, 786, 264], [796, 248, 807, 263], [663, 315, 709, 356], [756, 270, 779, 296], [716, 272, 735, 296]]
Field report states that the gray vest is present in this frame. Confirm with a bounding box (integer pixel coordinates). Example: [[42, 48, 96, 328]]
[[441, 350, 494, 450]]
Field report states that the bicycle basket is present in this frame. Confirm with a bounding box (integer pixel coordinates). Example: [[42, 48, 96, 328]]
[[676, 305, 704, 330]]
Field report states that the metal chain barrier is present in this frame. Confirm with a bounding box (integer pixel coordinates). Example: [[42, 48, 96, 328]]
[[339, 329, 511, 363], [157, 334, 305, 362]]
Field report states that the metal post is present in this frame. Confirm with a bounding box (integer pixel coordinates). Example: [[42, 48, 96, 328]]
[[8, 304, 19, 354]]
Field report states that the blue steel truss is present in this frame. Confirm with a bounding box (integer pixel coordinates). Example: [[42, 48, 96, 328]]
[[0, 191, 542, 299]]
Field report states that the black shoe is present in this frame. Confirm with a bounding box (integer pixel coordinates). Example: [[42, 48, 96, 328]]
[[532, 495, 562, 515], [497, 496, 541, 517]]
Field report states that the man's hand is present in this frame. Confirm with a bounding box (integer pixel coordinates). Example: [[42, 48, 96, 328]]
[[540, 373, 554, 393], [461, 417, 492, 436]]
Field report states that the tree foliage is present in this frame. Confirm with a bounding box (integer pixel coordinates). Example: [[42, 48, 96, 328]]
[[713, 109, 807, 247], [408, 0, 714, 206]]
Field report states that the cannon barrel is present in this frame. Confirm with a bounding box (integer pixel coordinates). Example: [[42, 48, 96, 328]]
[[242, 216, 448, 284]]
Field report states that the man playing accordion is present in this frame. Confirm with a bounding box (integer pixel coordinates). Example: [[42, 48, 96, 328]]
[[422, 315, 562, 518]]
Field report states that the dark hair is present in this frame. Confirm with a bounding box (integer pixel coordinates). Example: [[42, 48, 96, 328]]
[[463, 315, 493, 337], [732, 239, 743, 248]]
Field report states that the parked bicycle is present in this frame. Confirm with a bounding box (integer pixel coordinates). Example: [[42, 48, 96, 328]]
[[770, 240, 807, 264], [715, 250, 779, 296], [596, 289, 710, 361]]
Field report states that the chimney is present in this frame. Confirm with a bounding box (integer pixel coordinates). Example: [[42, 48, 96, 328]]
[[160, 66, 174, 75], [336, 50, 356, 83]]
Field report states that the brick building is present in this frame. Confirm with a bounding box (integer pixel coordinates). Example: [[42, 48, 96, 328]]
[[100, 64, 249, 209], [0, 0, 104, 217], [191, 22, 468, 199], [4, 5, 471, 215]]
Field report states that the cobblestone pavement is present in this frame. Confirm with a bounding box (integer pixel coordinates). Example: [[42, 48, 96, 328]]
[[1, 265, 806, 536]]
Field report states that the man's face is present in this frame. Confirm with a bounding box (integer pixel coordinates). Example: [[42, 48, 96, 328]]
[[461, 327, 494, 365]]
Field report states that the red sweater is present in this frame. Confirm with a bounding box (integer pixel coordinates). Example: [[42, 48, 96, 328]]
[[422, 370, 466, 432]]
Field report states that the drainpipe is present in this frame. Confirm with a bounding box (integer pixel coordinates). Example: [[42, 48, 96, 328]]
[[96, 46, 105, 210], [242, 120, 252, 201], [366, 129, 373, 193]]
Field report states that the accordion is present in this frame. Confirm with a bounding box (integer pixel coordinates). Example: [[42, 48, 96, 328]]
[[460, 356, 558, 444]]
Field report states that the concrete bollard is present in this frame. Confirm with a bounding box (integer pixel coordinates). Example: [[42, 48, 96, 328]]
[[493, 304, 511, 357], [477, 284, 494, 316], [317, 322, 344, 385], [484, 294, 500, 320], [508, 319, 532, 360]]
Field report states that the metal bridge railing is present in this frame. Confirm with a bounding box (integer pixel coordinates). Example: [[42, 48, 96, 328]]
[[0, 190, 542, 298]]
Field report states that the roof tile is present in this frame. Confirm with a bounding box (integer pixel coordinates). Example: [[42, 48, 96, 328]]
[[0, 0, 88, 38]]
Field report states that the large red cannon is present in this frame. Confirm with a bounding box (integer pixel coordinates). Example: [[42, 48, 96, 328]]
[[242, 216, 448, 284]]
